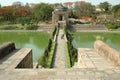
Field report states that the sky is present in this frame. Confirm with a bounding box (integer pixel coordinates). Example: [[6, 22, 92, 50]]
[[0, 0, 120, 6]]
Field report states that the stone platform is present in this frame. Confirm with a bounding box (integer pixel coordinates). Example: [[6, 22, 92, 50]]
[[74, 48, 114, 69], [0, 47, 120, 80]]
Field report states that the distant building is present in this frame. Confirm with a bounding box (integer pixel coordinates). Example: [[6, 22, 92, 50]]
[[52, 5, 68, 24], [95, 7, 102, 12], [30, 3, 37, 8]]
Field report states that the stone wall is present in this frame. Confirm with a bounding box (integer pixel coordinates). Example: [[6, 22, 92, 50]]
[[0, 42, 15, 59], [67, 21, 107, 31], [16, 49, 33, 68], [94, 40, 120, 66], [0, 42, 33, 68], [38, 24, 54, 32]]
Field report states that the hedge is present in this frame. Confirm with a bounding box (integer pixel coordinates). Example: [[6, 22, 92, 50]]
[[66, 29, 77, 67], [38, 27, 58, 68]]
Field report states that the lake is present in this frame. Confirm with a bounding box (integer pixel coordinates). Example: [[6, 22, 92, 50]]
[[0, 31, 50, 62], [73, 32, 120, 51]]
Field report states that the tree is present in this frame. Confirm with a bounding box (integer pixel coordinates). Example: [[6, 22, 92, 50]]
[[2, 6, 14, 21], [12, 1, 23, 8], [13, 7, 29, 17], [99, 2, 110, 12], [32, 3, 53, 22], [74, 1, 95, 18], [112, 4, 120, 17]]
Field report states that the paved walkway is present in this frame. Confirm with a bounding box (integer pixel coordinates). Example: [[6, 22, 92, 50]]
[[53, 29, 66, 68]]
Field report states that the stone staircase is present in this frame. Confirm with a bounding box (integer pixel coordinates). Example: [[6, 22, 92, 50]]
[[69, 24, 107, 31], [37, 24, 54, 32], [1, 68, 120, 80]]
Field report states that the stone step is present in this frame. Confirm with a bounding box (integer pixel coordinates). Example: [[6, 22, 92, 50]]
[[8, 68, 120, 80]]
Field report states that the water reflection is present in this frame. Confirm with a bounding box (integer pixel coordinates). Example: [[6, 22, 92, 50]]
[[0, 32, 50, 62], [74, 32, 120, 51]]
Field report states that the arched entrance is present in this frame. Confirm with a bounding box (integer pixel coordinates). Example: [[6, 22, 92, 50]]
[[59, 15, 63, 21]]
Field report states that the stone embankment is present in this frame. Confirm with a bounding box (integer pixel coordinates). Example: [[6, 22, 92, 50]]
[[68, 24, 107, 32], [94, 40, 120, 66], [38, 23, 54, 32]]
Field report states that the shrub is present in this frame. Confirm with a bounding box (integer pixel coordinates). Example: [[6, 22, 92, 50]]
[[105, 21, 120, 29], [74, 21, 83, 24], [38, 40, 56, 68], [0, 16, 5, 23], [0, 26, 19, 30], [16, 17, 31, 26], [52, 26, 57, 39], [26, 25, 39, 30], [66, 30, 77, 66]]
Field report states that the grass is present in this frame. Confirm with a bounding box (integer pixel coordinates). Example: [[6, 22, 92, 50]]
[[47, 42, 56, 67], [65, 42, 71, 68], [0, 23, 39, 30], [38, 41, 56, 68]]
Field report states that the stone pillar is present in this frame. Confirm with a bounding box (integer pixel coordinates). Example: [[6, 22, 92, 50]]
[[52, 11, 55, 25]]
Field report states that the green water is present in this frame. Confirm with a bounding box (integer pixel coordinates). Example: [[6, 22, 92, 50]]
[[0, 32, 50, 61], [73, 32, 120, 51]]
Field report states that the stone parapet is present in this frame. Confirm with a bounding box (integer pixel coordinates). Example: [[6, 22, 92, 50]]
[[0, 48, 33, 70], [16, 48, 33, 68], [0, 42, 15, 59], [94, 40, 120, 66], [0, 42, 33, 69]]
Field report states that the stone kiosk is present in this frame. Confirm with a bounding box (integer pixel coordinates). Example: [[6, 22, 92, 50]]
[[52, 6, 68, 28]]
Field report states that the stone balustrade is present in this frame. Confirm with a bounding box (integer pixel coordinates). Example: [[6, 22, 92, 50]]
[[94, 40, 120, 66], [0, 42, 15, 59]]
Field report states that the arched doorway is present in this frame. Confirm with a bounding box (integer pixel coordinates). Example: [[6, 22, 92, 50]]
[[59, 15, 63, 21]]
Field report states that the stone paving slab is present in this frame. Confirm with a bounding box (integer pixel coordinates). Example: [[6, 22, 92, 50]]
[[53, 29, 66, 68], [76, 48, 114, 69], [0, 68, 120, 80]]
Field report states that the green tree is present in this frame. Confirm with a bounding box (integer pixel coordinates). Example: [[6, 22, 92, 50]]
[[112, 4, 120, 17], [16, 17, 31, 26], [32, 3, 53, 22], [74, 1, 95, 18], [99, 2, 110, 12]]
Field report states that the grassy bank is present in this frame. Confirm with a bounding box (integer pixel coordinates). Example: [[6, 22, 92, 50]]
[[38, 26, 58, 68], [65, 42, 71, 68], [65, 27, 78, 67], [0, 24, 39, 30], [38, 41, 56, 68]]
